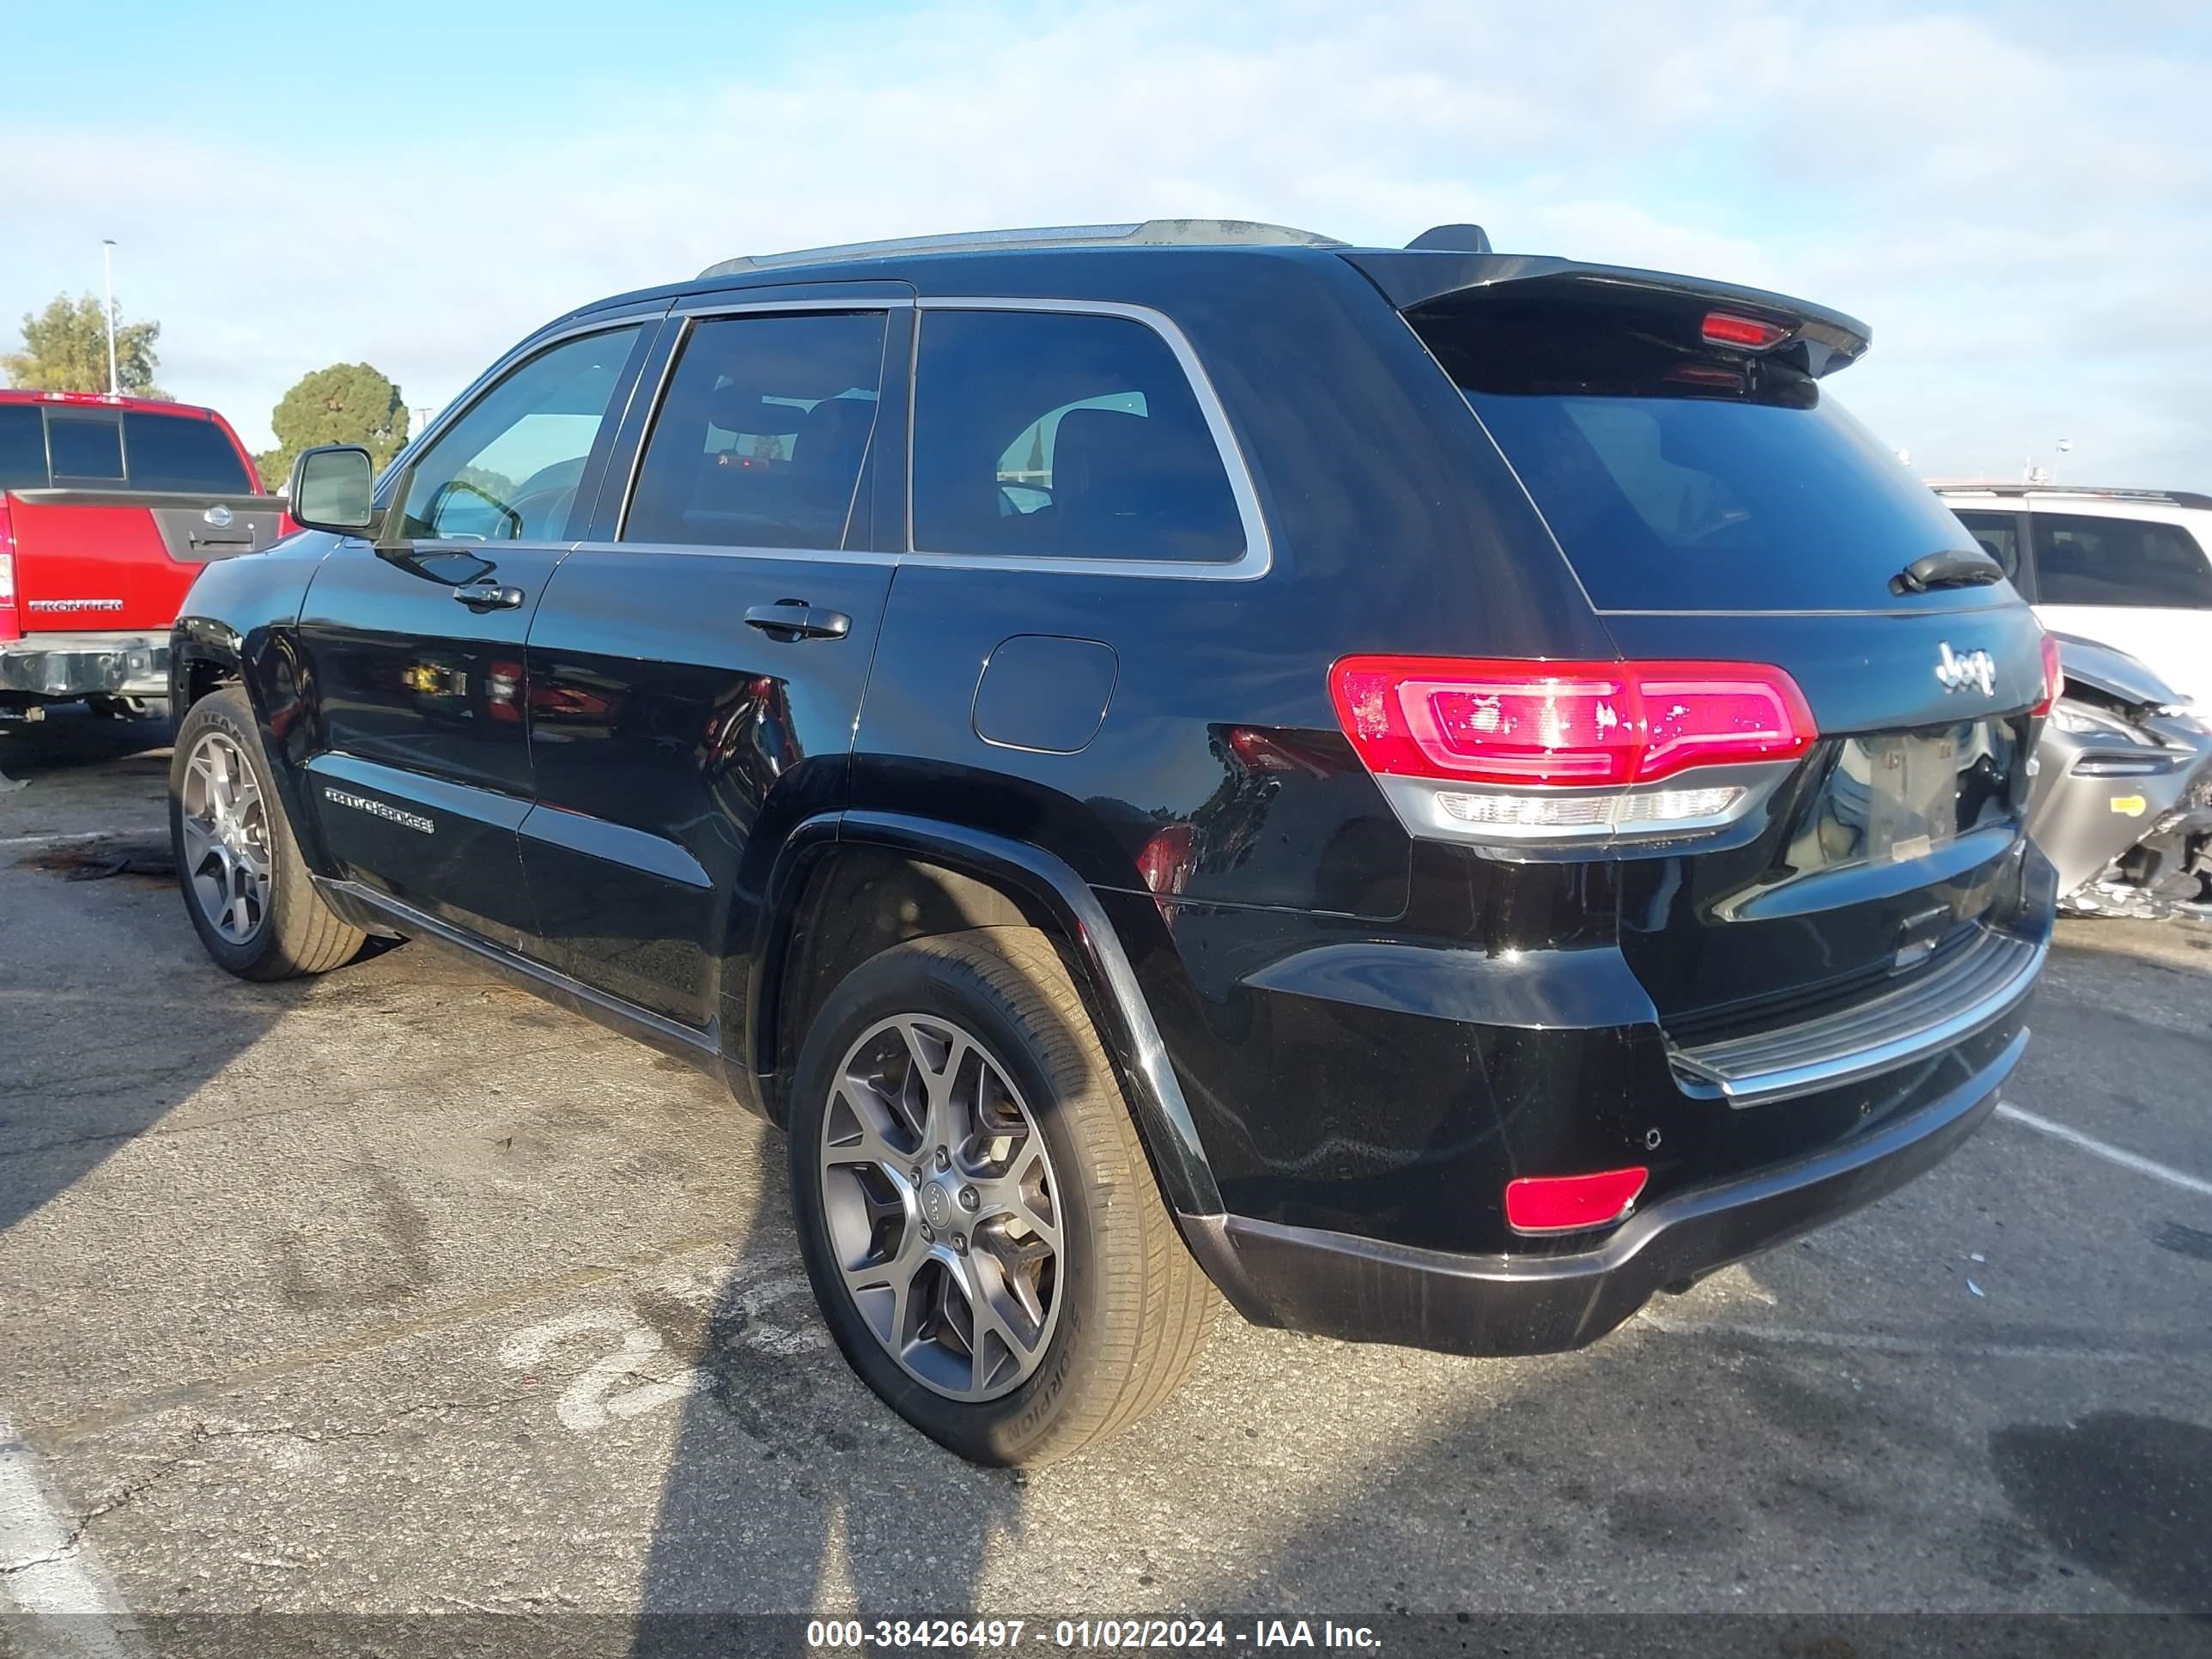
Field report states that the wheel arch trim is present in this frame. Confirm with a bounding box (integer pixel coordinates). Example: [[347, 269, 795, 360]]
[[754, 810, 1224, 1219]]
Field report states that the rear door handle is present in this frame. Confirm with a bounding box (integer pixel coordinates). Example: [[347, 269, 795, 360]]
[[453, 579, 525, 611], [744, 601, 851, 641]]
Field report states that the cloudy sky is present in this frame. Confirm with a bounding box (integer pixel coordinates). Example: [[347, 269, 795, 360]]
[[3, 0, 2206, 483]]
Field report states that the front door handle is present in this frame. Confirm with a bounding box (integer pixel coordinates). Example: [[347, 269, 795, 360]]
[[453, 579, 525, 612], [744, 600, 851, 641]]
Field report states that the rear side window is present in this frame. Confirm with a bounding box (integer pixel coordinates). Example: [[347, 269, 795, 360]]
[[1415, 289, 1989, 613], [2033, 514, 2212, 609], [124, 412, 252, 492], [623, 311, 886, 550], [911, 309, 1244, 563], [1948, 509, 2021, 580], [48, 416, 123, 480], [0, 406, 46, 489]]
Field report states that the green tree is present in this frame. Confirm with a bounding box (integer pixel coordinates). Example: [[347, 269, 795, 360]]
[[1, 293, 166, 398], [258, 362, 408, 491]]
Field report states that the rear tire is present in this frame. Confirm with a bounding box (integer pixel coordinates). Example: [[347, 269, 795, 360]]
[[170, 688, 366, 981], [788, 928, 1213, 1466]]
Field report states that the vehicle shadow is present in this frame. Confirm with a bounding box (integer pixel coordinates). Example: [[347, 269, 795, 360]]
[[0, 711, 237, 1242], [629, 1168, 1023, 1656]]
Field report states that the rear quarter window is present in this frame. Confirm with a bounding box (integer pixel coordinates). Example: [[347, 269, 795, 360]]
[[124, 412, 252, 493], [910, 308, 1246, 564], [2032, 513, 2212, 609], [0, 405, 46, 489]]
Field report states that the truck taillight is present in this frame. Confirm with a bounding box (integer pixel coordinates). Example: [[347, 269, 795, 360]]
[[1328, 655, 1816, 845], [0, 502, 17, 641]]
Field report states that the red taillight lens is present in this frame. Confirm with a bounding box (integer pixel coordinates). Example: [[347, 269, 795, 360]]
[[1504, 1166, 1650, 1235], [0, 504, 17, 642], [2032, 633, 2063, 718], [1702, 310, 1790, 349], [1328, 657, 1815, 787], [1136, 823, 1196, 897]]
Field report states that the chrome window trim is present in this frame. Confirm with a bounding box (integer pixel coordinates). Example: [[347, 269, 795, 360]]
[[377, 313, 663, 503], [903, 296, 1273, 581], [613, 297, 908, 546]]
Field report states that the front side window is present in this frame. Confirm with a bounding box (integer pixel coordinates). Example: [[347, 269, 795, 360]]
[[2033, 513, 2212, 609], [623, 311, 886, 550], [123, 413, 252, 493], [398, 326, 641, 542], [48, 416, 123, 481], [1948, 509, 2021, 580], [911, 309, 1244, 563]]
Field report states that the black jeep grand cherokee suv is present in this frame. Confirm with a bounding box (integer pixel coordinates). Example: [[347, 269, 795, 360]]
[[170, 220, 2057, 1464]]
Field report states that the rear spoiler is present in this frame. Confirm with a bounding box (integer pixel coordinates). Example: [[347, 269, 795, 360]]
[[1340, 251, 1873, 378]]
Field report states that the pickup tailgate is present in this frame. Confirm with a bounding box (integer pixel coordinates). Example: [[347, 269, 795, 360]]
[[6, 487, 287, 634]]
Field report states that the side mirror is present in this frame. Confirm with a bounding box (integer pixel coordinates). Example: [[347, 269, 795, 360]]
[[289, 446, 379, 536]]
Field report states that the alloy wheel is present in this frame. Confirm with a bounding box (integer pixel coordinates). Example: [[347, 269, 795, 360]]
[[178, 730, 272, 945], [818, 1014, 1064, 1401]]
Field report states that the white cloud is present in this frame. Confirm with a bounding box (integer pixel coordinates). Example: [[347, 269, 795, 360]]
[[2, 0, 2204, 485]]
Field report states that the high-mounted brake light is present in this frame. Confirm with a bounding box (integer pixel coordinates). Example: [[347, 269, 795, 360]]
[[1701, 311, 1790, 350], [2032, 633, 2063, 719], [1330, 657, 1816, 845], [1505, 1166, 1649, 1235]]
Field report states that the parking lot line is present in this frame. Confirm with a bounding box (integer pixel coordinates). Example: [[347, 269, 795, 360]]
[[35, 1231, 738, 1449], [1996, 1100, 2212, 1200], [0, 1413, 143, 1656]]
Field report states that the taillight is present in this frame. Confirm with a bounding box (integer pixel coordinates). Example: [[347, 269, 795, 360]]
[[2032, 633, 2063, 719], [1504, 1166, 1649, 1235], [0, 502, 17, 641], [1329, 656, 1815, 844], [1701, 310, 1790, 350], [1136, 823, 1196, 897]]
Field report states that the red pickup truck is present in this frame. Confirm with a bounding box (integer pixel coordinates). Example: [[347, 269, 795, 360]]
[[1, 389, 288, 721]]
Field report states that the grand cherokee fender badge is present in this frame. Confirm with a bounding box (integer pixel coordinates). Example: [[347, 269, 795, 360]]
[[1933, 641, 1997, 696], [322, 787, 434, 835]]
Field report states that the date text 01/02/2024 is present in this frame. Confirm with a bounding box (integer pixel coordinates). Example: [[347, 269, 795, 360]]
[[800, 1620, 1383, 1650]]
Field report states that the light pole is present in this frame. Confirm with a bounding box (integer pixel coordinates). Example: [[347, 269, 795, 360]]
[[100, 239, 118, 396]]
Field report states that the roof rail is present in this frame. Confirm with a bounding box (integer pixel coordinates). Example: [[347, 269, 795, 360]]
[[1931, 483, 2212, 511], [699, 219, 1344, 279]]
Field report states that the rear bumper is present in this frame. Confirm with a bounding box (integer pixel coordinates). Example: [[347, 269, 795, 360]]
[[1182, 1024, 2024, 1356], [0, 632, 170, 699]]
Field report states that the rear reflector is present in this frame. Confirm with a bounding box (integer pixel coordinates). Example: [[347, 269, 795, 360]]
[[2033, 633, 2063, 719], [1505, 1166, 1650, 1235], [1701, 310, 1790, 349], [1329, 658, 1815, 787]]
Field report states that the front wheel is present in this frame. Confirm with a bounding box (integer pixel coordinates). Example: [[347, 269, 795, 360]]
[[787, 929, 1213, 1466], [169, 688, 366, 980]]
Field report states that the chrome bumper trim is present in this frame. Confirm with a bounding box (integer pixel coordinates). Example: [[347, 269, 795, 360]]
[[1668, 925, 2045, 1106]]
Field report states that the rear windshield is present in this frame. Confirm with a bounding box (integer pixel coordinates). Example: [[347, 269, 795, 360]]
[[1415, 292, 1995, 613], [0, 406, 45, 489], [124, 412, 253, 493], [48, 416, 123, 480]]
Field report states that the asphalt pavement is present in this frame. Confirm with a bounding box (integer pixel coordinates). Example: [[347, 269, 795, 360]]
[[2, 714, 2209, 1654]]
